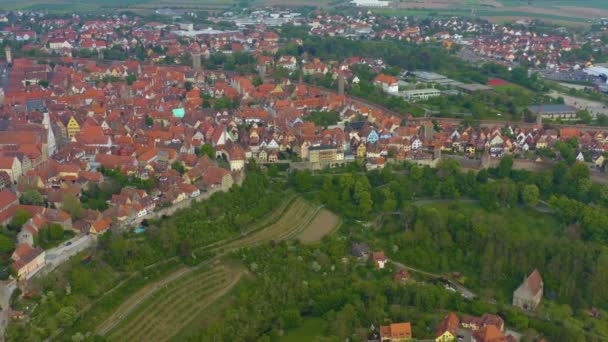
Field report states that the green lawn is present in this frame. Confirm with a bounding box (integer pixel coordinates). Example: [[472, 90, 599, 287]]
[[281, 318, 324, 342]]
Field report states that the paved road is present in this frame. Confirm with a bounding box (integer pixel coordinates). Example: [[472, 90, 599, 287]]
[[0, 280, 16, 339], [42, 235, 96, 275]]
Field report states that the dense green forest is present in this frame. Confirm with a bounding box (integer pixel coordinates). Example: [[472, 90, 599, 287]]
[[288, 158, 608, 312]]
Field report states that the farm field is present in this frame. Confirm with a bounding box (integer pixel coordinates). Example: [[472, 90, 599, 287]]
[[295, 208, 341, 243], [106, 262, 243, 342]]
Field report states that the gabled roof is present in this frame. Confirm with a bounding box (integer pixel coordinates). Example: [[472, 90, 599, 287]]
[[526, 269, 543, 296]]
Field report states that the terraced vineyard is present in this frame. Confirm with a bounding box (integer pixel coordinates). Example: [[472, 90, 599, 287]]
[[217, 197, 320, 252], [106, 262, 242, 342], [98, 197, 338, 340]]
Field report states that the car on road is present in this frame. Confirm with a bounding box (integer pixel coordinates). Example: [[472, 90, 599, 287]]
[[65, 241, 73, 246]]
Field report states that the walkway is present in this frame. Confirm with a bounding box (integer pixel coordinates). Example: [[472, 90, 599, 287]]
[[391, 260, 476, 300]]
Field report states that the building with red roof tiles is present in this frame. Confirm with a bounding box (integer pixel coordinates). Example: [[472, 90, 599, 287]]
[[11, 243, 45, 279], [94, 154, 137, 170], [89, 217, 112, 235], [0, 190, 19, 224], [436, 312, 460, 342], [372, 251, 387, 269], [380, 322, 412, 342], [374, 74, 399, 94], [202, 166, 233, 190]]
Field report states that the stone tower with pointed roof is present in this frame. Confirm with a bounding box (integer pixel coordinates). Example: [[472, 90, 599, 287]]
[[513, 269, 543, 310]]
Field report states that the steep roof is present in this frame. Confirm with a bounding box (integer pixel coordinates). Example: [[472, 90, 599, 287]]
[[380, 322, 411, 339], [0, 190, 18, 210], [436, 312, 460, 338], [526, 269, 543, 296]]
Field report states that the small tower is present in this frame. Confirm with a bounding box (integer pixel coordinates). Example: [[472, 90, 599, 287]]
[[338, 71, 345, 96], [5, 46, 12, 65], [258, 64, 266, 82], [536, 105, 543, 128], [191, 52, 201, 70]]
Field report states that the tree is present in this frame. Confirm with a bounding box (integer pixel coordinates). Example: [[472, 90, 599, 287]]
[[498, 155, 513, 178], [196, 144, 215, 159], [125, 74, 136, 85], [521, 184, 540, 207], [294, 171, 313, 192], [576, 109, 592, 124], [56, 306, 78, 327], [62, 194, 83, 220], [8, 209, 31, 231], [171, 161, 186, 175], [184, 81, 193, 91], [20, 190, 44, 206], [0, 235, 14, 254], [145, 116, 154, 126]]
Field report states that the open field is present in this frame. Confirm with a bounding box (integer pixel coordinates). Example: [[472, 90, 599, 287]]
[[295, 208, 340, 243], [107, 262, 243, 342]]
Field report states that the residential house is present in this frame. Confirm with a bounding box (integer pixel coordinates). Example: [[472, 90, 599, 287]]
[[461, 314, 504, 332], [202, 166, 233, 190], [350, 242, 371, 259], [66, 116, 81, 138], [308, 145, 337, 163], [472, 325, 515, 342], [374, 74, 399, 94], [11, 244, 45, 279], [0, 156, 22, 183], [0, 190, 19, 225], [89, 217, 113, 235], [380, 322, 412, 342], [372, 251, 387, 269], [436, 312, 459, 342]]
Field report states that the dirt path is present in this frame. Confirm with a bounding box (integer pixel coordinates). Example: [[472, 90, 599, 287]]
[[391, 260, 477, 300]]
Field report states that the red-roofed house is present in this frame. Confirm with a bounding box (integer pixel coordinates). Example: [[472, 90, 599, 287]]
[[89, 217, 112, 235], [202, 166, 233, 190], [11, 243, 45, 279], [0, 156, 22, 182], [380, 322, 412, 342], [436, 313, 460, 342], [372, 251, 387, 269], [374, 74, 399, 94], [0, 190, 19, 225]]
